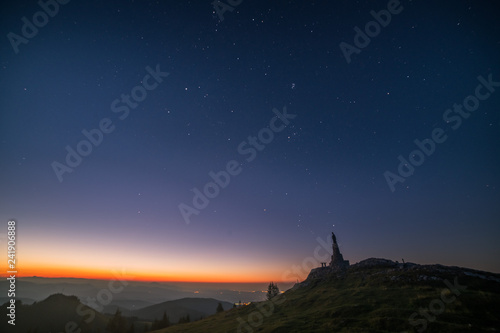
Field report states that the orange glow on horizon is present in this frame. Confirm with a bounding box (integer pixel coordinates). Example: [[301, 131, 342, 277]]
[[0, 264, 291, 284]]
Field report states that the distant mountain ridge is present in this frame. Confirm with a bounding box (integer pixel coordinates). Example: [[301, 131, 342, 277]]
[[132, 297, 234, 322], [1, 293, 234, 333], [0, 293, 109, 333], [0, 277, 270, 306]]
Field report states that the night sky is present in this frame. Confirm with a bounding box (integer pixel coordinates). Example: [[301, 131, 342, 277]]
[[1, 0, 499, 283]]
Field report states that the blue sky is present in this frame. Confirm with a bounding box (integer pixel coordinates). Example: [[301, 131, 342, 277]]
[[0, 0, 499, 282]]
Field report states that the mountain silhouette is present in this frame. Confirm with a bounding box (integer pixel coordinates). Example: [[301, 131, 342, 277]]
[[132, 297, 234, 323], [1, 293, 109, 333], [152, 258, 500, 332]]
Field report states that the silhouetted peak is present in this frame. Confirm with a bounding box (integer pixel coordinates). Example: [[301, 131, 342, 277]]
[[41, 293, 80, 305]]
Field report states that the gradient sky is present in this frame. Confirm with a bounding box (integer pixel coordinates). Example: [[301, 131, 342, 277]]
[[1, 0, 499, 283]]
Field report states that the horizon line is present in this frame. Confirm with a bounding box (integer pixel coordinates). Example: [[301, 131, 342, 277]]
[[1, 274, 294, 284]]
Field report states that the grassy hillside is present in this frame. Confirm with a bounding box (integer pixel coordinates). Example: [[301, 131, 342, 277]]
[[153, 259, 500, 333]]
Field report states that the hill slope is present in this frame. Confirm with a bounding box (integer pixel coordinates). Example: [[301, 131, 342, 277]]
[[0, 293, 109, 333], [154, 258, 500, 333], [133, 297, 234, 322]]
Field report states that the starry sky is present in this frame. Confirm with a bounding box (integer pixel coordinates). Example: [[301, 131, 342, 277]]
[[0, 0, 499, 283]]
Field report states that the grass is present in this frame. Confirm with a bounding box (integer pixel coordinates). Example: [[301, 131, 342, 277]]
[[152, 264, 500, 333]]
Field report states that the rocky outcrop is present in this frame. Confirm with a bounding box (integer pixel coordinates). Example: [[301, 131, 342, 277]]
[[329, 232, 349, 270], [298, 232, 350, 287]]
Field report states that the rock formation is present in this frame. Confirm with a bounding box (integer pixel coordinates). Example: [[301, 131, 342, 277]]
[[298, 232, 350, 285], [329, 232, 349, 270]]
